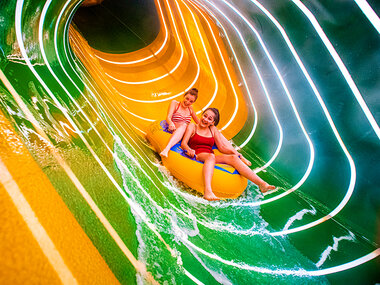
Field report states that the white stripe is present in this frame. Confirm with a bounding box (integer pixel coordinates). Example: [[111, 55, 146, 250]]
[[178, 220, 380, 276], [186, 0, 239, 131], [200, 1, 357, 236], [291, 0, 380, 139], [242, 0, 356, 235], [209, 0, 314, 196], [175, 0, 219, 115], [194, 0, 283, 166], [0, 66, 144, 274], [35, 0, 380, 278], [95, 0, 170, 64], [20, 2, 203, 283], [0, 159, 77, 284], [113, 0, 201, 104], [354, 0, 380, 34], [103, 0, 185, 84], [12, 2, 161, 275]]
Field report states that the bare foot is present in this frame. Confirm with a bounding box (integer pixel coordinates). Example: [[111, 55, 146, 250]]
[[160, 150, 168, 157], [204, 190, 220, 201], [259, 183, 276, 193], [239, 154, 252, 166], [204, 195, 220, 201]]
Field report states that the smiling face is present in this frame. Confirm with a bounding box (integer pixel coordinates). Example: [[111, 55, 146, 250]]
[[181, 94, 196, 107], [200, 109, 216, 127]]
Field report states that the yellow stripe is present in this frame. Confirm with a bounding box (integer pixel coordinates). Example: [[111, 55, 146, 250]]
[[0, 108, 121, 284], [0, 62, 157, 284], [0, 159, 77, 284]]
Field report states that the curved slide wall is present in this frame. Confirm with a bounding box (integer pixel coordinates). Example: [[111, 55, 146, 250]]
[[0, 0, 379, 283]]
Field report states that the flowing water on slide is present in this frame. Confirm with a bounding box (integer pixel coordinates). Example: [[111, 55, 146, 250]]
[[0, 0, 379, 283]]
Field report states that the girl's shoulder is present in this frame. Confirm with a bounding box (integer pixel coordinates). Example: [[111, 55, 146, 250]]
[[184, 123, 196, 136], [169, 100, 180, 111], [209, 125, 218, 136]]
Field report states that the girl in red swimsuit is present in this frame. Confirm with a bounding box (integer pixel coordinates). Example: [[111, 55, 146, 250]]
[[160, 88, 200, 157], [181, 108, 276, 201]]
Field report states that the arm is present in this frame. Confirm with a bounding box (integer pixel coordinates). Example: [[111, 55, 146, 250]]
[[166, 100, 178, 132], [181, 123, 196, 158], [190, 106, 200, 124]]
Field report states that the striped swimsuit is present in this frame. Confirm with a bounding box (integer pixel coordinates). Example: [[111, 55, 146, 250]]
[[171, 103, 192, 124]]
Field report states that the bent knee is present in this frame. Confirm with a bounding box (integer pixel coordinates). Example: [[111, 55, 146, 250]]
[[206, 153, 216, 162], [227, 154, 240, 163], [231, 154, 239, 160]]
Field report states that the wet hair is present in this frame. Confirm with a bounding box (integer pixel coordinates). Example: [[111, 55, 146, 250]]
[[203, 107, 220, 126], [185, 88, 198, 101]]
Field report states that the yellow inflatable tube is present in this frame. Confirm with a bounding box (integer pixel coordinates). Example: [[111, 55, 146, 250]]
[[146, 121, 248, 199]]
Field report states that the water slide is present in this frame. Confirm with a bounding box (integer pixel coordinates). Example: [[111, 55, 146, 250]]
[[0, 0, 379, 283]]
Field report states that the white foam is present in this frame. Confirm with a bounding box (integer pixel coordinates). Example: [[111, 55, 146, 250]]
[[316, 232, 356, 267]]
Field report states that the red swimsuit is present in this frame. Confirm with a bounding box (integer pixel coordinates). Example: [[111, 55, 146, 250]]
[[188, 129, 215, 155]]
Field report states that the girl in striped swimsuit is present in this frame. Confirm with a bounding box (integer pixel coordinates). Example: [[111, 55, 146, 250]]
[[181, 108, 276, 201], [160, 88, 200, 157]]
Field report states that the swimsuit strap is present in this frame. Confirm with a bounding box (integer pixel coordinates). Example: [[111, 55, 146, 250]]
[[174, 102, 181, 112], [191, 125, 201, 139], [208, 126, 213, 137], [175, 102, 192, 115], [192, 125, 213, 138]]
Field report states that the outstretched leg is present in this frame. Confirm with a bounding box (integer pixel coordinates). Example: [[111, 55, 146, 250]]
[[216, 154, 275, 193], [238, 153, 252, 166], [197, 153, 220, 201], [160, 124, 187, 157]]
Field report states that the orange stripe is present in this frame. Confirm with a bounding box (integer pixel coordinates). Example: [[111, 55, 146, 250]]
[[0, 109, 120, 284]]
